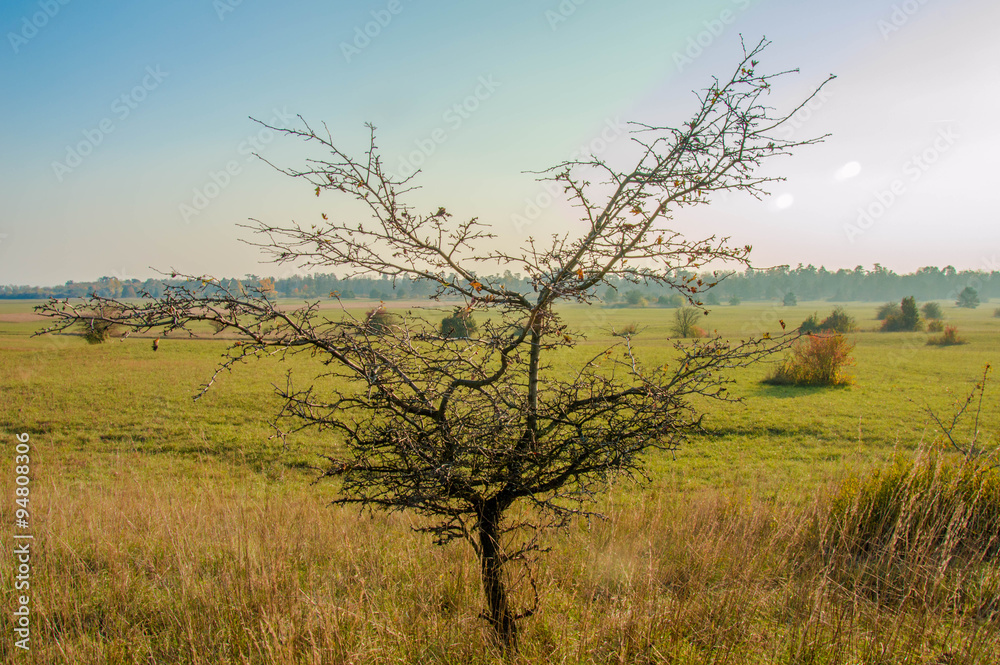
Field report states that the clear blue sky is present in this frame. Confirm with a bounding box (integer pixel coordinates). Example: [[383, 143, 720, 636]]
[[2, 0, 997, 285]]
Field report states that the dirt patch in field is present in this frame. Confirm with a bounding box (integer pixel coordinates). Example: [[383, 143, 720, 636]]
[[0, 311, 47, 323]]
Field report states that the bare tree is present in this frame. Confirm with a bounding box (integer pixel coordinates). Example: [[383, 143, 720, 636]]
[[671, 307, 704, 338], [37, 39, 832, 651]]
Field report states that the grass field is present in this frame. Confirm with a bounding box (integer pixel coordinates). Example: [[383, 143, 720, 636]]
[[1, 298, 998, 664]]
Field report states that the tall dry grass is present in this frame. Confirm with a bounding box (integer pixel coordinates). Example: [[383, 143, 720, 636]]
[[1, 452, 997, 664]]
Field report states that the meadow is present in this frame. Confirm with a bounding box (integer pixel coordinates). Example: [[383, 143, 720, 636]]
[[1, 298, 998, 664]]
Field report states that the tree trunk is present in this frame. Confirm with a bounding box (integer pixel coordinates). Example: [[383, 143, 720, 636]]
[[478, 507, 517, 651]]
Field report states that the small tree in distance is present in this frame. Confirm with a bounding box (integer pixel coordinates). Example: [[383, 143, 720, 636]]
[[783, 291, 798, 306], [671, 307, 705, 338], [36, 40, 832, 652], [956, 286, 980, 309]]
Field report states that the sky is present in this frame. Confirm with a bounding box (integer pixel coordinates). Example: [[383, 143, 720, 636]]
[[1, 0, 998, 286]]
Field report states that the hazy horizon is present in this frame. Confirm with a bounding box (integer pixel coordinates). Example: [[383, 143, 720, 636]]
[[3, 0, 998, 286]]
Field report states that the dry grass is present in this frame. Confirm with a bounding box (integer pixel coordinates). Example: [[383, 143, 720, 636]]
[[2, 452, 997, 664]]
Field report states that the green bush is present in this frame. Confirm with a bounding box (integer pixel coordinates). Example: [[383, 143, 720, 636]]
[[782, 292, 797, 306], [727, 294, 742, 306], [926, 319, 944, 333], [798, 313, 822, 334], [763, 334, 854, 387], [364, 306, 401, 335], [820, 306, 855, 333], [880, 296, 922, 332], [440, 308, 478, 338], [77, 306, 123, 344], [921, 301, 943, 320], [798, 307, 855, 334], [876, 301, 900, 321]]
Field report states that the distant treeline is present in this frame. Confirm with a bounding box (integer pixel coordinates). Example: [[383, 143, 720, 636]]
[[1, 264, 996, 303]]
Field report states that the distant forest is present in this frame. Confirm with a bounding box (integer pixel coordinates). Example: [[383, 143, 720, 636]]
[[2, 264, 996, 304]]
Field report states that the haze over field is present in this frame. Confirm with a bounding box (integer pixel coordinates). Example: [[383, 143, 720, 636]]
[[2, 0, 998, 286]]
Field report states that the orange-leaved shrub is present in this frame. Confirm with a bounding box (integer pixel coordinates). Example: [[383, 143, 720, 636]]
[[927, 325, 966, 346], [763, 333, 854, 387]]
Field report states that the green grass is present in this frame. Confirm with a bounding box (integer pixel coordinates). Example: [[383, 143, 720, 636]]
[[1, 298, 998, 663], [6, 299, 997, 493]]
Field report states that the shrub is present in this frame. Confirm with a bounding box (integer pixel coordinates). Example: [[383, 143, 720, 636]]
[[671, 307, 705, 338], [995, 307, 1000, 318], [927, 325, 966, 346], [657, 294, 684, 308], [798, 313, 821, 334], [612, 322, 640, 337], [782, 292, 797, 306], [704, 291, 720, 306], [77, 305, 123, 344], [727, 294, 742, 306], [876, 301, 901, 321], [440, 308, 478, 338], [880, 296, 922, 332], [956, 286, 980, 309], [819, 306, 855, 333], [364, 306, 401, 335], [921, 301, 943, 320], [763, 334, 855, 387], [926, 319, 944, 333], [798, 307, 855, 334]]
